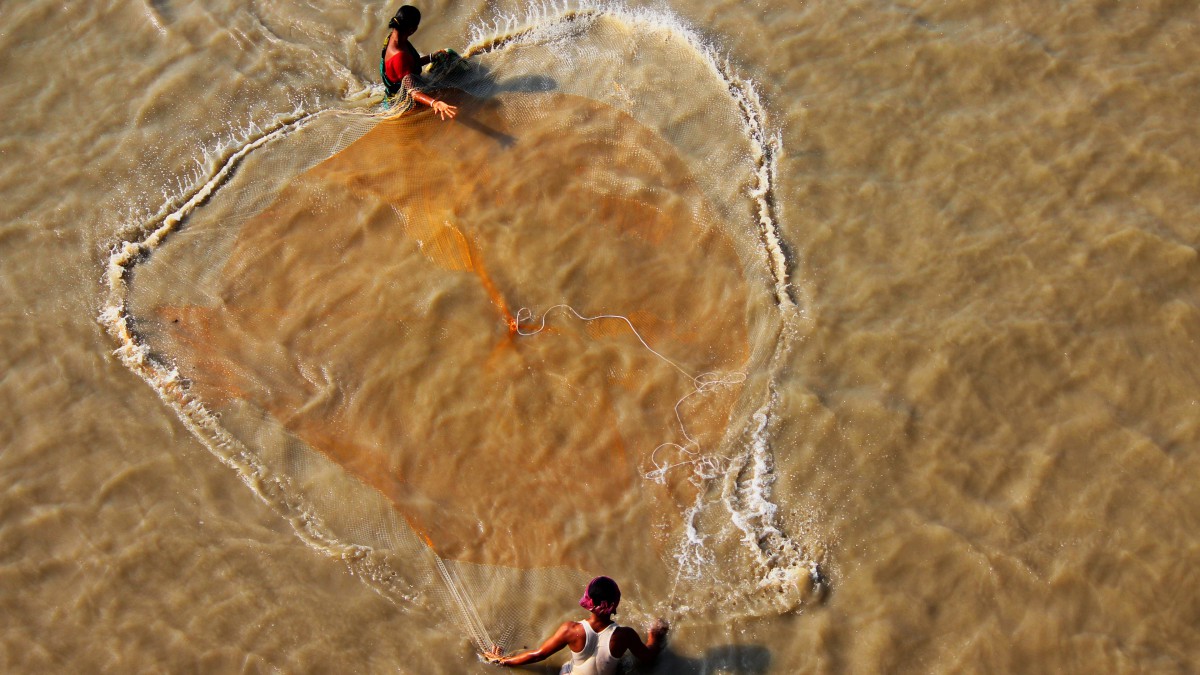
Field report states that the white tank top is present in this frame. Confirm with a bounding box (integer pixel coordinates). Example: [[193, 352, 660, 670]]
[[560, 621, 619, 675]]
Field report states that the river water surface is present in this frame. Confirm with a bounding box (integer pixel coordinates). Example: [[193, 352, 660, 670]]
[[2, 0, 1199, 672]]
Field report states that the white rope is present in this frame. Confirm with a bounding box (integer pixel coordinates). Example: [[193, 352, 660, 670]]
[[514, 304, 746, 481]]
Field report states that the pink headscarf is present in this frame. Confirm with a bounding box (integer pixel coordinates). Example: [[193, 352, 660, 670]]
[[579, 576, 621, 616]]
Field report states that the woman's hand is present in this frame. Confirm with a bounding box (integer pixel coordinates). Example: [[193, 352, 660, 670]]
[[431, 99, 458, 121]]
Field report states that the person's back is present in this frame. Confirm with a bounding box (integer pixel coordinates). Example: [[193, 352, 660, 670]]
[[563, 620, 618, 675]]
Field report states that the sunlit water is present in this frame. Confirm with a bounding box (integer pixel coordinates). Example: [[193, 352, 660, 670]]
[[3, 1, 1200, 672]]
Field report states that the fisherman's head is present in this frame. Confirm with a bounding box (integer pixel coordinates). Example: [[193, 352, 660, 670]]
[[579, 576, 621, 616], [389, 5, 421, 35]]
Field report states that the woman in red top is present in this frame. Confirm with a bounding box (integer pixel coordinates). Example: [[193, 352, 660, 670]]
[[381, 5, 458, 120]]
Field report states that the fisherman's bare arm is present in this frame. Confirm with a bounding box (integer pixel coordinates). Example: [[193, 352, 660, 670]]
[[611, 620, 669, 664], [485, 621, 577, 667]]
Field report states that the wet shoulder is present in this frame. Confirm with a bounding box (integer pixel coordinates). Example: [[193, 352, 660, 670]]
[[561, 620, 587, 651], [608, 625, 639, 656]]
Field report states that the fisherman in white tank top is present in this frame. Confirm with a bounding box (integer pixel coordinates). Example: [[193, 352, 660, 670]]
[[484, 576, 669, 674]]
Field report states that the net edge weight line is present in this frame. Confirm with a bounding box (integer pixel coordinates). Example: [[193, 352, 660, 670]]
[[94, 107, 435, 605]]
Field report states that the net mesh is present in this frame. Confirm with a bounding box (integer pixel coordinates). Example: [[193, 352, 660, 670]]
[[105, 5, 817, 654]]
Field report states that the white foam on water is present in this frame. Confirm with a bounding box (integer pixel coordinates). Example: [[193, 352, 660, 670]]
[[726, 394, 825, 604]]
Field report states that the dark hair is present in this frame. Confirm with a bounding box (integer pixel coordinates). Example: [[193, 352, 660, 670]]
[[389, 5, 421, 33]]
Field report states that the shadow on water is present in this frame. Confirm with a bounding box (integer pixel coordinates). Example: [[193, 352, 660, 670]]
[[428, 61, 559, 148], [148, 0, 176, 24], [648, 644, 772, 674], [460, 62, 559, 97], [453, 110, 519, 148], [470, 644, 770, 674]]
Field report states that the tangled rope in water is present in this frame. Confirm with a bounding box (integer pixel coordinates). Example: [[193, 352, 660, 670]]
[[513, 304, 747, 483]]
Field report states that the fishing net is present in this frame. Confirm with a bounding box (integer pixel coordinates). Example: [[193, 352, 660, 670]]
[[104, 5, 815, 655]]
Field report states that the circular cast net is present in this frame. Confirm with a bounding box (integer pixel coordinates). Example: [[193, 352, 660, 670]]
[[106, 6, 814, 654]]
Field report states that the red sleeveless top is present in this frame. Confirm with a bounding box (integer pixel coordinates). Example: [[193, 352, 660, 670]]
[[384, 47, 419, 84]]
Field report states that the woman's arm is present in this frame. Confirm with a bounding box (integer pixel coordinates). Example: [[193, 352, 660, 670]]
[[486, 621, 576, 667], [409, 90, 457, 120]]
